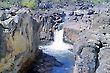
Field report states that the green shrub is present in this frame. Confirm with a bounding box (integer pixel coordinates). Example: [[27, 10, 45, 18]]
[[20, 0, 36, 9]]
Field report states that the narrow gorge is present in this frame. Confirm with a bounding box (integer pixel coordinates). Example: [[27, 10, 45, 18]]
[[0, 0, 110, 73]]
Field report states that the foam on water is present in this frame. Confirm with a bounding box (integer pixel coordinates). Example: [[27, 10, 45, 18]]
[[39, 29, 74, 73]]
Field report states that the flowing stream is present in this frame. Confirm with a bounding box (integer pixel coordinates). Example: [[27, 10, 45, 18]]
[[39, 28, 74, 73]]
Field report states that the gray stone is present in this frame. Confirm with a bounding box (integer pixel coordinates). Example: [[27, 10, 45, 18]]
[[96, 47, 110, 73], [0, 24, 6, 60]]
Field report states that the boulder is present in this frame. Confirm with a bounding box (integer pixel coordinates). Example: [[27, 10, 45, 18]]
[[73, 47, 97, 73]]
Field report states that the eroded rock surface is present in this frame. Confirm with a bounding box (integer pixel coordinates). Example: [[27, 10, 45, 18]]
[[63, 2, 110, 73], [0, 8, 41, 73]]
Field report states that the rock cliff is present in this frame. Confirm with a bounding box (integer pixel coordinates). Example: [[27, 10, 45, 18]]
[[0, 8, 41, 73], [63, 3, 110, 73]]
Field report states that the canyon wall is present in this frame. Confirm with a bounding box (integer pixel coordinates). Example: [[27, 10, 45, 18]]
[[0, 9, 42, 73], [63, 3, 110, 73]]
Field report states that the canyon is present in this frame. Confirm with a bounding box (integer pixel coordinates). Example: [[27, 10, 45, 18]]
[[0, 1, 110, 73]]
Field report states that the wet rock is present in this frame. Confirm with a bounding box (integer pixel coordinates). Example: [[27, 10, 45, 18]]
[[39, 11, 65, 42], [27, 53, 63, 73], [49, 29, 54, 41]]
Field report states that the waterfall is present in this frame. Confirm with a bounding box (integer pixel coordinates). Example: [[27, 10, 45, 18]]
[[38, 10, 74, 73], [51, 29, 64, 49]]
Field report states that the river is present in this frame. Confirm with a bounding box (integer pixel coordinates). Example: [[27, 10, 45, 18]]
[[26, 10, 75, 73]]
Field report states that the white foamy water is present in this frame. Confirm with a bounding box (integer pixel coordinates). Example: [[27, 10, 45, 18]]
[[39, 29, 74, 73], [39, 10, 74, 73], [39, 29, 73, 55]]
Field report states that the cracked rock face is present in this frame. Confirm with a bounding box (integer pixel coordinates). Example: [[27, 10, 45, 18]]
[[0, 8, 41, 73]]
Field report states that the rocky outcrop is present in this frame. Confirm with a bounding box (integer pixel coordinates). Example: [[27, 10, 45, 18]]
[[72, 39, 100, 73], [0, 8, 41, 73], [63, 3, 110, 73], [36, 11, 65, 42], [96, 46, 110, 73], [63, 21, 90, 44]]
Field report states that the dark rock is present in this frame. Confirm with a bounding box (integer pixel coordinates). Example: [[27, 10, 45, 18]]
[[80, 5, 89, 10], [39, 2, 52, 9], [49, 29, 54, 41], [27, 53, 63, 73], [75, 13, 84, 17], [0, 24, 6, 59], [0, 7, 10, 10], [0, 13, 7, 21], [87, 9, 95, 15], [69, 12, 74, 16], [54, 61, 63, 67], [58, 11, 66, 19], [10, 12, 16, 16], [79, 4, 93, 10]]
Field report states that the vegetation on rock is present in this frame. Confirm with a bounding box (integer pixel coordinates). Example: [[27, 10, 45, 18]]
[[0, 0, 108, 9], [20, 0, 36, 9]]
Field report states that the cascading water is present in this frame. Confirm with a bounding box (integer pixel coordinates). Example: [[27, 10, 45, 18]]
[[38, 10, 75, 73], [46, 29, 72, 51], [39, 28, 74, 73], [52, 29, 64, 49]]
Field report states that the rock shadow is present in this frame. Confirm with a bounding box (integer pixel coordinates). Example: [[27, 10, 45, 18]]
[[26, 52, 63, 73]]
